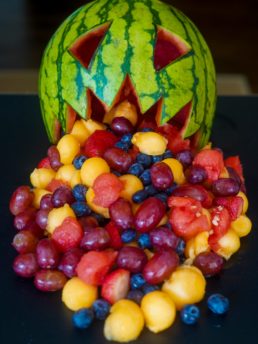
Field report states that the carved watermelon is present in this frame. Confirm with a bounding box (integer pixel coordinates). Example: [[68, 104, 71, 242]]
[[39, 0, 216, 147]]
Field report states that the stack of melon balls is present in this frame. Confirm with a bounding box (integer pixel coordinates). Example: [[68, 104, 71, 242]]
[[10, 100, 252, 342]]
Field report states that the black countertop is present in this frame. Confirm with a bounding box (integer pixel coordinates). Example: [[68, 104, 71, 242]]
[[0, 95, 258, 344]]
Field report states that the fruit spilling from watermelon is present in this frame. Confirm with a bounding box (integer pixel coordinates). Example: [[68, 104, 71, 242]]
[[10, 102, 251, 341], [9, 0, 252, 342]]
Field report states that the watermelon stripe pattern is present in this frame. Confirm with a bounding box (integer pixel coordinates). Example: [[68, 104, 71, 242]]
[[39, 0, 216, 146]]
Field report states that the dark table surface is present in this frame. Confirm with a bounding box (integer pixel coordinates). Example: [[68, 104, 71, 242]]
[[0, 95, 258, 344]]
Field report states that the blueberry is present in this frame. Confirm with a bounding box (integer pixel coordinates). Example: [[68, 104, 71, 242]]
[[121, 229, 136, 243], [207, 294, 229, 315], [140, 127, 154, 132], [73, 155, 87, 170], [72, 184, 88, 202], [121, 133, 133, 143], [142, 284, 159, 294], [145, 184, 158, 196], [163, 150, 174, 159], [115, 141, 130, 151], [132, 189, 148, 203], [92, 299, 111, 320], [140, 169, 151, 185], [155, 193, 168, 204], [130, 273, 146, 289], [127, 290, 144, 305], [176, 239, 186, 256], [138, 233, 152, 249], [136, 153, 152, 168], [127, 163, 144, 176], [152, 155, 163, 163], [71, 202, 91, 217], [180, 305, 200, 325], [165, 183, 178, 195], [72, 308, 94, 329]]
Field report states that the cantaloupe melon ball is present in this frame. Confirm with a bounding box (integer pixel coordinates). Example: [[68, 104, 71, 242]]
[[81, 157, 110, 187], [104, 299, 144, 342], [231, 215, 252, 237], [30, 168, 55, 189], [57, 134, 80, 165], [162, 265, 206, 310], [86, 188, 110, 218], [119, 174, 143, 203], [141, 291, 176, 333], [132, 132, 167, 156], [62, 277, 98, 311], [32, 189, 50, 209]]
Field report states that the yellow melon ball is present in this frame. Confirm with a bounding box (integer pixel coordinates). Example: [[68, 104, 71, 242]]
[[238, 191, 249, 214], [231, 215, 252, 237], [185, 231, 210, 259], [86, 188, 110, 218], [32, 189, 50, 209], [119, 174, 143, 202], [83, 118, 106, 134], [104, 100, 138, 126], [57, 134, 80, 164], [162, 158, 185, 185], [141, 291, 176, 333], [104, 300, 144, 342], [55, 164, 77, 184], [30, 168, 55, 189], [162, 265, 206, 310], [62, 277, 98, 311], [70, 119, 90, 145], [70, 170, 82, 188], [81, 157, 110, 187], [216, 229, 240, 260], [132, 132, 167, 156], [47, 204, 75, 234]]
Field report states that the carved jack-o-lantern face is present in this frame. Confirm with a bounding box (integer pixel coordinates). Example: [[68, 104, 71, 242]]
[[39, 0, 216, 146]]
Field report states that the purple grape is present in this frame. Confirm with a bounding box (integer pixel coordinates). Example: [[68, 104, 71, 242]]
[[109, 198, 134, 230], [36, 239, 60, 269], [36, 209, 49, 229], [80, 227, 110, 251], [40, 194, 53, 210], [193, 252, 224, 277], [111, 117, 134, 135], [34, 270, 67, 292], [9, 186, 34, 216], [12, 230, 38, 254], [150, 162, 174, 190], [187, 165, 207, 184], [51, 186, 74, 208], [117, 246, 148, 273], [150, 226, 179, 250], [104, 147, 133, 173], [47, 146, 62, 171], [212, 178, 240, 197], [176, 150, 193, 168], [13, 253, 38, 278], [13, 208, 36, 231], [58, 248, 84, 278]]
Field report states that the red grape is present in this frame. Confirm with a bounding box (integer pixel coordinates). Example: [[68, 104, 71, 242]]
[[51, 186, 74, 208], [104, 147, 133, 173], [109, 198, 134, 230], [143, 249, 179, 284], [111, 117, 134, 135], [12, 230, 38, 254], [36, 209, 49, 229], [172, 184, 212, 208], [34, 270, 67, 291], [150, 162, 174, 190], [150, 226, 179, 250], [193, 252, 224, 277], [47, 145, 62, 171], [187, 165, 207, 184], [117, 246, 147, 273], [13, 207, 36, 231], [58, 248, 84, 278], [36, 239, 60, 269], [40, 194, 53, 210], [80, 227, 110, 251], [9, 186, 34, 215], [134, 197, 166, 232], [212, 178, 240, 197], [13, 253, 38, 278]]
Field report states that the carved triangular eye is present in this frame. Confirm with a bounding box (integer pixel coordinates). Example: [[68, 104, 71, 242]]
[[154, 26, 191, 71], [69, 23, 110, 69]]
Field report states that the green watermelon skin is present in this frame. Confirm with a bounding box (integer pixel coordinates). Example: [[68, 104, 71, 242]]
[[39, 0, 216, 146]]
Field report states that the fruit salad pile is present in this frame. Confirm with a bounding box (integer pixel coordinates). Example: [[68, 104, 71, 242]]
[[10, 101, 252, 342]]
